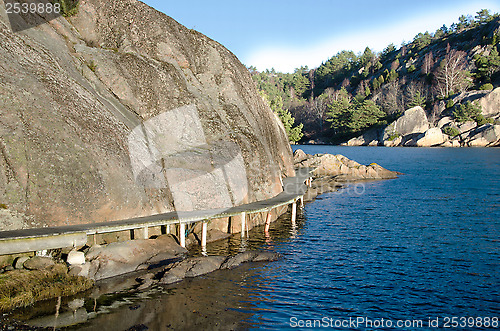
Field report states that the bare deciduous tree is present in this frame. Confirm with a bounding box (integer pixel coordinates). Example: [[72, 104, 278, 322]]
[[434, 44, 469, 98], [422, 51, 434, 75]]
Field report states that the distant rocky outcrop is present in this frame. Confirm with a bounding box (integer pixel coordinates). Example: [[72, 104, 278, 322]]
[[0, 0, 294, 230], [294, 149, 399, 199], [295, 150, 399, 180], [344, 89, 500, 147]]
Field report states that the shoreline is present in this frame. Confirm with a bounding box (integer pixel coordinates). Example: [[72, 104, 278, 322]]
[[0, 152, 399, 328]]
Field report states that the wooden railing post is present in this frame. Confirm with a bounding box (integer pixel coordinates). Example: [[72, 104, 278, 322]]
[[179, 223, 186, 248], [241, 212, 246, 237]]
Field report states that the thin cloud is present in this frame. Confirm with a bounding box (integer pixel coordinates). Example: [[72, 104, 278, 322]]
[[245, 4, 500, 73]]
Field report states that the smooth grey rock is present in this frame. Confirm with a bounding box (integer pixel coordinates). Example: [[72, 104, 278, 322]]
[[383, 106, 429, 139], [416, 128, 446, 147], [184, 256, 227, 278], [345, 127, 380, 146], [160, 256, 227, 284], [68, 263, 91, 278], [14, 256, 30, 269], [252, 251, 281, 262], [23, 256, 56, 270], [85, 235, 187, 280], [221, 251, 258, 269], [477, 87, 500, 118], [458, 121, 477, 133], [297, 153, 398, 180], [465, 124, 500, 146], [67, 250, 86, 265], [437, 116, 453, 128]]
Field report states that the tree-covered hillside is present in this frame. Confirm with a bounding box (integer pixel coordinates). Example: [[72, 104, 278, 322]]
[[250, 9, 500, 143]]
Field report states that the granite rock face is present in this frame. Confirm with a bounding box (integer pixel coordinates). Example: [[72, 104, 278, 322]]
[[0, 0, 294, 230]]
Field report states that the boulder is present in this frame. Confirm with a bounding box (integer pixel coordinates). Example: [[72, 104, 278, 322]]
[[221, 251, 258, 269], [67, 250, 86, 265], [458, 121, 477, 134], [297, 153, 398, 180], [185, 256, 227, 278], [68, 263, 91, 278], [437, 116, 454, 128], [464, 124, 500, 147], [383, 106, 429, 138], [23, 256, 56, 270], [14, 256, 30, 269], [85, 235, 187, 280], [440, 140, 461, 147], [383, 136, 402, 147], [416, 128, 446, 147], [344, 127, 380, 146], [476, 87, 500, 118], [293, 149, 309, 163], [251, 251, 281, 262], [160, 256, 226, 284]]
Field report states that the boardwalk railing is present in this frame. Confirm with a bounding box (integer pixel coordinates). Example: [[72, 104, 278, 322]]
[[0, 168, 314, 255]]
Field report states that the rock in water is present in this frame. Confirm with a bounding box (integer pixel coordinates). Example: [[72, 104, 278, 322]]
[[295, 150, 398, 180], [0, 0, 294, 229], [85, 235, 187, 280]]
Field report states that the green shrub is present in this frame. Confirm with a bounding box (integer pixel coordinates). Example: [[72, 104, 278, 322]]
[[443, 126, 460, 137], [453, 101, 482, 123], [475, 114, 494, 126], [0, 203, 7, 209], [86, 60, 97, 73], [446, 99, 455, 109], [55, 0, 79, 17], [479, 83, 494, 90], [387, 131, 401, 141]]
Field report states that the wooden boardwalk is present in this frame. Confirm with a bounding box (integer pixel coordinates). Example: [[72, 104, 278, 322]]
[[0, 168, 313, 255]]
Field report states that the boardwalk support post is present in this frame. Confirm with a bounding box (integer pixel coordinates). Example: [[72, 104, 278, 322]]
[[264, 210, 272, 232], [180, 223, 186, 248], [201, 221, 208, 249], [291, 201, 297, 225], [241, 212, 246, 238], [140, 226, 149, 239]]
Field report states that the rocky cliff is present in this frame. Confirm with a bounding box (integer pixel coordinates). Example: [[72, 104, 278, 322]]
[[0, 0, 294, 230]]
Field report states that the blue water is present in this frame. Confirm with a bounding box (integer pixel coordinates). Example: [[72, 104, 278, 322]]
[[240, 146, 500, 329], [18, 146, 500, 330]]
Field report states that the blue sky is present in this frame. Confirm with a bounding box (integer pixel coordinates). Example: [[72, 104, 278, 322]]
[[142, 1, 500, 72]]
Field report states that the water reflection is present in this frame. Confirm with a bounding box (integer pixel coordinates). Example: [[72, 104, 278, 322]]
[[8, 211, 305, 330]]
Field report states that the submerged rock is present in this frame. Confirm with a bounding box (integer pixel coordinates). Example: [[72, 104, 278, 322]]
[[160, 251, 281, 285], [85, 235, 186, 280]]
